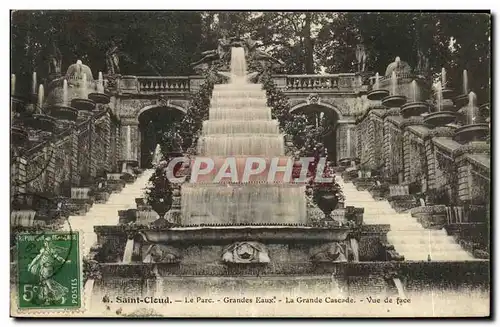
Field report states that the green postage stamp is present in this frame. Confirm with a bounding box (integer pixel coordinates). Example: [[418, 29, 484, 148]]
[[16, 231, 81, 309]]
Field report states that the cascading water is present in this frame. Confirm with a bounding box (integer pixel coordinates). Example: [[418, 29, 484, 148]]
[[37, 84, 44, 113], [63, 79, 69, 106], [374, 72, 380, 89], [391, 71, 397, 96], [11, 74, 16, 96], [435, 81, 443, 111], [441, 67, 447, 88], [182, 47, 307, 225], [82, 72, 88, 97], [467, 91, 477, 125], [122, 239, 134, 263], [411, 80, 419, 102], [97, 71, 104, 93], [152, 144, 163, 166], [32, 72, 37, 95], [463, 69, 469, 95]]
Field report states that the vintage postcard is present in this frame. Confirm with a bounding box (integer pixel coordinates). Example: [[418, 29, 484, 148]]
[[10, 10, 491, 318]]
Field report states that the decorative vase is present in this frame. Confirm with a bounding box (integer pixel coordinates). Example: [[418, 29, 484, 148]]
[[150, 197, 173, 219]]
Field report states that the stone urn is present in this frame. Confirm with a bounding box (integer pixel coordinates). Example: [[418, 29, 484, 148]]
[[314, 190, 339, 218], [150, 197, 173, 219]]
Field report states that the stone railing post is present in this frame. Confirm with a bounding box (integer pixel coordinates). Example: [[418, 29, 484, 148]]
[[117, 75, 139, 94], [272, 75, 287, 89], [188, 75, 205, 93]]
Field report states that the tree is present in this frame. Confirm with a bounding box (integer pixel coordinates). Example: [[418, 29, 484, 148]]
[[11, 11, 203, 94], [315, 12, 490, 101], [249, 12, 332, 74], [11, 11, 490, 102]]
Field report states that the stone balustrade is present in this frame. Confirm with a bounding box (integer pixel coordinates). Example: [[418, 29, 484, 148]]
[[284, 74, 360, 92], [113, 73, 364, 96], [137, 76, 191, 93]]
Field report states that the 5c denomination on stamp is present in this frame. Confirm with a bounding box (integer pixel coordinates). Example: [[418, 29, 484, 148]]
[[16, 231, 81, 309]]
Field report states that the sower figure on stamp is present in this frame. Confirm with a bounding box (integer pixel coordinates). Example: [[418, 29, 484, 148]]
[[27, 238, 70, 305]]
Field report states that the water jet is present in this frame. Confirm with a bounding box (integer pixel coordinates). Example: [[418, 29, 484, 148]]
[[381, 71, 407, 107]]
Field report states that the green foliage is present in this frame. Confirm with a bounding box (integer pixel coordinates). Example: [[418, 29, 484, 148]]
[[11, 11, 490, 101], [178, 68, 220, 150], [261, 70, 325, 157], [316, 12, 491, 100], [144, 163, 173, 207], [11, 11, 203, 94], [261, 69, 343, 205]]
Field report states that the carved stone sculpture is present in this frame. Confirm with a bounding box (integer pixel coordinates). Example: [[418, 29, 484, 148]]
[[142, 244, 181, 263], [355, 44, 367, 73], [310, 242, 348, 263], [221, 242, 270, 263], [385, 57, 412, 77], [416, 47, 430, 75], [190, 36, 283, 71], [190, 37, 230, 68], [106, 41, 121, 75], [48, 41, 62, 76]]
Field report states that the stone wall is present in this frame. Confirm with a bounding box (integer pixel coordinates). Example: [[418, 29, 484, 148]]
[[13, 109, 120, 201], [354, 106, 491, 210]]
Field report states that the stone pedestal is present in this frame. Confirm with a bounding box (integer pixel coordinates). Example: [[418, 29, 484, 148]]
[[167, 187, 182, 224], [120, 122, 140, 165], [337, 122, 357, 162]]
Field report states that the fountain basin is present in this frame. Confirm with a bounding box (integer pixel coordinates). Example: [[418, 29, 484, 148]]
[[10, 95, 28, 113], [71, 98, 96, 111], [423, 111, 457, 128], [479, 103, 490, 122], [479, 103, 490, 112], [88, 92, 111, 104], [48, 104, 79, 122], [453, 94, 469, 109], [381, 95, 407, 108], [339, 157, 360, 167], [26, 114, 57, 132], [453, 124, 490, 144], [367, 89, 389, 101], [138, 225, 351, 244], [11, 126, 29, 147], [400, 101, 429, 118], [441, 88, 455, 99], [118, 159, 139, 168]]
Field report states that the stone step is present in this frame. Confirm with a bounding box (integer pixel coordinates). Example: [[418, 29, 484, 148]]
[[343, 189, 377, 195], [364, 215, 417, 222], [106, 198, 142, 204], [345, 199, 392, 205], [387, 229, 449, 236], [367, 222, 422, 230], [388, 235, 458, 244], [376, 223, 423, 230], [59, 170, 155, 257], [355, 211, 399, 216], [363, 216, 416, 223], [343, 194, 387, 199], [402, 251, 473, 261], [395, 243, 464, 253]]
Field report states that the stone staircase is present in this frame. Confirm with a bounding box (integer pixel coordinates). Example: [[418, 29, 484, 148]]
[[337, 176, 474, 261], [61, 169, 153, 255]]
